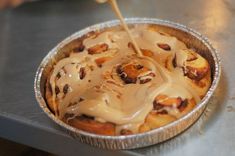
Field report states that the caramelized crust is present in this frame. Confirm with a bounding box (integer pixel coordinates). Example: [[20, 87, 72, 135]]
[[187, 69, 211, 99], [174, 49, 211, 98], [120, 129, 133, 135], [122, 64, 149, 80], [67, 116, 115, 135], [154, 94, 182, 107], [95, 57, 113, 67], [181, 49, 210, 81], [45, 73, 56, 113], [116, 62, 155, 84], [139, 112, 176, 133], [141, 49, 154, 57], [178, 98, 196, 117], [140, 96, 196, 133], [157, 43, 171, 51], [88, 43, 109, 55]]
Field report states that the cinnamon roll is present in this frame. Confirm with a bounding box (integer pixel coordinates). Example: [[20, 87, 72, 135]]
[[45, 25, 211, 135]]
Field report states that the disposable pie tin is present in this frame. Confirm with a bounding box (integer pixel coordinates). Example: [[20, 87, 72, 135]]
[[34, 18, 221, 150]]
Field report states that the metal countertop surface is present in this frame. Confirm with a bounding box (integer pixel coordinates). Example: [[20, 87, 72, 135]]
[[0, 0, 234, 155]]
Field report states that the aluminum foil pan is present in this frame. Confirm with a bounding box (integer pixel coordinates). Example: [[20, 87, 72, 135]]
[[34, 18, 221, 150]]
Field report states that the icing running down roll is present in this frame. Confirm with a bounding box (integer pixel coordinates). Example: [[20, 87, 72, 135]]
[[45, 25, 211, 135]]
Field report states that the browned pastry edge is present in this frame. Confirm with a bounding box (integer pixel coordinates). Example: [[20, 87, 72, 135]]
[[139, 98, 196, 133], [187, 67, 211, 99], [65, 115, 116, 136], [45, 71, 56, 114]]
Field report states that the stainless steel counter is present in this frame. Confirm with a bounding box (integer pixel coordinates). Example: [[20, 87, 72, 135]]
[[0, 0, 234, 155]]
